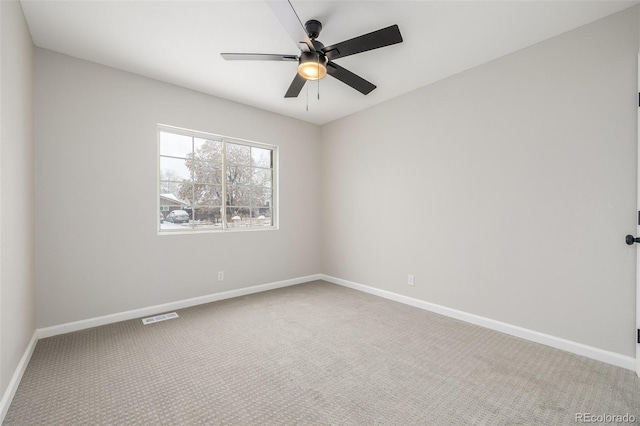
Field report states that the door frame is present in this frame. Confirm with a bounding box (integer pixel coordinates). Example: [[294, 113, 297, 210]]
[[636, 55, 640, 377]]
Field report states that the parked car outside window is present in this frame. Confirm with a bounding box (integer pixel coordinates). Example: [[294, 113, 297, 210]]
[[166, 210, 190, 224]]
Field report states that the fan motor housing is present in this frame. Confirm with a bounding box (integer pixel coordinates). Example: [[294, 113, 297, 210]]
[[305, 20, 322, 39]]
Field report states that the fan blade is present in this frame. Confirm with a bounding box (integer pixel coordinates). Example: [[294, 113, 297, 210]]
[[221, 53, 298, 61], [285, 73, 307, 98], [265, 0, 314, 52], [326, 62, 376, 95], [322, 25, 403, 61]]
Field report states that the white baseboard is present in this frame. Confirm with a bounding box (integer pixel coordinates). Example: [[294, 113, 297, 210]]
[[30, 272, 637, 371], [0, 331, 38, 423], [321, 274, 636, 372], [38, 274, 321, 339]]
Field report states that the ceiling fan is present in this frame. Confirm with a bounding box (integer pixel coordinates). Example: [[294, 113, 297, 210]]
[[221, 0, 403, 98]]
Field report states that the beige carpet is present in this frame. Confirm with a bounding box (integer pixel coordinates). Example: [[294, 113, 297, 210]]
[[4, 280, 640, 425]]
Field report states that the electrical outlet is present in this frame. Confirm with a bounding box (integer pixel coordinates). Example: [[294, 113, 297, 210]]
[[218, 271, 224, 281], [408, 274, 415, 286]]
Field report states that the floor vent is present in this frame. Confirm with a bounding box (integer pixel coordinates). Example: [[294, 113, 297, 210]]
[[142, 312, 179, 325]]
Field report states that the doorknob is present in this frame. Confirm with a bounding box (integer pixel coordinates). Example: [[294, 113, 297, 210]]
[[625, 234, 640, 245]]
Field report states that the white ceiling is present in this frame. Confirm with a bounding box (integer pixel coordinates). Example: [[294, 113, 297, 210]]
[[20, 0, 639, 125]]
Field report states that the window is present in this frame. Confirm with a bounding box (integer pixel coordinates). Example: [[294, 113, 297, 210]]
[[158, 125, 277, 233]]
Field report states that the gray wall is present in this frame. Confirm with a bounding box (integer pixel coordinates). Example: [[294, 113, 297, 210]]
[[320, 7, 639, 357], [0, 0, 35, 397], [34, 49, 321, 328]]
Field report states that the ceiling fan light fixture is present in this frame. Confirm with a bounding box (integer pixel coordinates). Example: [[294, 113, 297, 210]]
[[222, 1, 403, 98], [297, 51, 327, 80]]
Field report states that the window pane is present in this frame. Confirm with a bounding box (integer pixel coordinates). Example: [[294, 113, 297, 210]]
[[227, 165, 252, 186], [159, 180, 182, 195], [168, 182, 195, 206], [160, 208, 192, 230], [227, 165, 250, 184], [192, 160, 222, 184], [226, 143, 251, 166], [193, 185, 222, 206], [194, 138, 222, 162], [160, 132, 192, 158], [252, 209, 272, 227], [253, 189, 272, 209], [251, 147, 272, 168], [251, 168, 272, 187], [226, 207, 250, 228], [160, 193, 189, 213], [226, 182, 249, 207], [193, 207, 223, 230], [160, 156, 191, 182], [160, 220, 190, 231]]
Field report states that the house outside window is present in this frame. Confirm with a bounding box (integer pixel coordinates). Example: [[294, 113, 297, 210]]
[[158, 125, 277, 233]]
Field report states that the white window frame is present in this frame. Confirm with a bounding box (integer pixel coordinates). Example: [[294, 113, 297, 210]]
[[157, 124, 279, 234]]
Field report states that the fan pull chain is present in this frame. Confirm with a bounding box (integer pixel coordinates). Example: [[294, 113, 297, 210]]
[[306, 83, 309, 112]]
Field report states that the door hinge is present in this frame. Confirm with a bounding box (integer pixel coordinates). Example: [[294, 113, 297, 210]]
[[637, 329, 640, 344], [638, 92, 639, 107]]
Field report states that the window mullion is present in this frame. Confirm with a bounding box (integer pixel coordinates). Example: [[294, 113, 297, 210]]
[[221, 140, 227, 230], [191, 136, 196, 229]]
